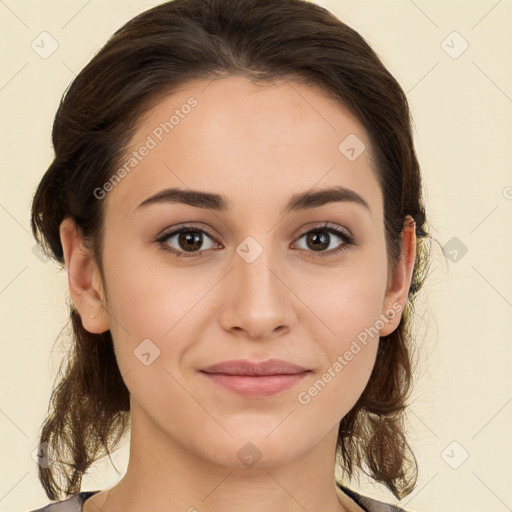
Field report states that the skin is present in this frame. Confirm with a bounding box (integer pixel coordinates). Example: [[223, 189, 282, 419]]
[[60, 75, 416, 512]]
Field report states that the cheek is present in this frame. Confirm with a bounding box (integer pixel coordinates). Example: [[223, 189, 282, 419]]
[[294, 342, 378, 437], [295, 274, 382, 419], [292, 259, 386, 410], [101, 258, 206, 419], [102, 243, 204, 335], [101, 248, 222, 381], [297, 255, 388, 344]]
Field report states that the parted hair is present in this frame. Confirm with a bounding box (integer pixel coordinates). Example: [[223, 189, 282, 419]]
[[31, 0, 434, 501]]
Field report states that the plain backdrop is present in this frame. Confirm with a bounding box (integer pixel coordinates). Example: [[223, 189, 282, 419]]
[[1, 1, 511, 511]]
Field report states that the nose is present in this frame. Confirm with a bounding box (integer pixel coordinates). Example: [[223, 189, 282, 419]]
[[219, 239, 297, 340]]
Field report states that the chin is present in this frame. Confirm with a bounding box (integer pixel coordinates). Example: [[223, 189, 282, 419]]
[[195, 430, 314, 470]]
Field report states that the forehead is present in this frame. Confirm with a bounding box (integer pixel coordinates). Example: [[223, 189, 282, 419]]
[[103, 75, 382, 222]]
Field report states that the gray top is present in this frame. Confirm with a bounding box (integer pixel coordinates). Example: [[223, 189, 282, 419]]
[[29, 485, 408, 512]]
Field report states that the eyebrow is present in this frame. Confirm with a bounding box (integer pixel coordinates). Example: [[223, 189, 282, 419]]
[[136, 185, 371, 215]]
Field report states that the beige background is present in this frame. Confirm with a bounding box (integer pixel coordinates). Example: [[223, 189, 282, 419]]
[[1, 0, 511, 511]]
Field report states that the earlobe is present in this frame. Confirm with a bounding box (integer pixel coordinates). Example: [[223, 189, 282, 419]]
[[379, 215, 417, 337], [59, 217, 110, 334]]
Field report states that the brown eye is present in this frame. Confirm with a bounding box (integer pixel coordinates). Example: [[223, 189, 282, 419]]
[[293, 224, 354, 258], [175, 230, 205, 252], [157, 226, 220, 257], [304, 231, 330, 252]]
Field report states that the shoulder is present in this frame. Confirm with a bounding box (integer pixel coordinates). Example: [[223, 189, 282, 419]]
[[337, 482, 410, 512], [27, 491, 100, 512]]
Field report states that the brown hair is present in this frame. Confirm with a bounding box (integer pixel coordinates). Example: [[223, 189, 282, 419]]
[[31, 0, 436, 501]]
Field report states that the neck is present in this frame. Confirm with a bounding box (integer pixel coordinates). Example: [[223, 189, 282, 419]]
[[96, 402, 352, 512]]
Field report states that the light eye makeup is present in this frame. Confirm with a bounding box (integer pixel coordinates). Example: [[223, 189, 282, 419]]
[[154, 222, 356, 259]]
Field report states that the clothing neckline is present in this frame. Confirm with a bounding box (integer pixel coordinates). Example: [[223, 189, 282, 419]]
[[76, 483, 380, 512]]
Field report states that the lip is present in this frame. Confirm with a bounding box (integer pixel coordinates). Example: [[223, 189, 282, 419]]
[[200, 358, 309, 376], [199, 359, 311, 398]]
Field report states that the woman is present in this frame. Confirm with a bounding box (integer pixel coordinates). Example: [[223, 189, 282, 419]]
[[29, 0, 432, 510]]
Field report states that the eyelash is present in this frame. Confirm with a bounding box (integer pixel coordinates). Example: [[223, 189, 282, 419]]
[[155, 222, 355, 259]]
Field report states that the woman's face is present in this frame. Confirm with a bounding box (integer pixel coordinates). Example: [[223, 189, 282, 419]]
[[68, 76, 411, 469]]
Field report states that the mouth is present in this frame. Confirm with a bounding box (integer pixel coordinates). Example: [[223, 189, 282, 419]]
[[200, 372, 311, 397], [199, 359, 311, 397], [200, 358, 309, 376]]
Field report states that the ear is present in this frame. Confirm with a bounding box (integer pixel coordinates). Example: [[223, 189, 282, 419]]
[[59, 217, 110, 334], [379, 215, 417, 337]]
